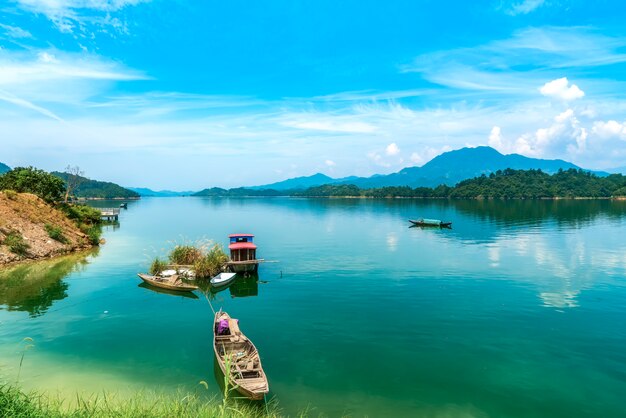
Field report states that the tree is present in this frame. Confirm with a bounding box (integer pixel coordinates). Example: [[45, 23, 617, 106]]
[[63, 165, 85, 203], [0, 167, 65, 203]]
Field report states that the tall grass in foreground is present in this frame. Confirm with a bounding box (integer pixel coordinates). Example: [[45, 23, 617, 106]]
[[0, 385, 281, 418]]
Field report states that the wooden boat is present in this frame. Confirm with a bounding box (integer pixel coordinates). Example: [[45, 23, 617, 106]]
[[213, 310, 269, 400], [210, 272, 237, 287], [138, 282, 200, 299], [409, 218, 452, 228], [137, 273, 199, 292]]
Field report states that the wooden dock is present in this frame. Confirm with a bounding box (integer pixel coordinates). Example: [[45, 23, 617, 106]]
[[99, 208, 120, 221]]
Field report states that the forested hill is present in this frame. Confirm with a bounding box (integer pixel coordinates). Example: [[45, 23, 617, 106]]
[[295, 169, 626, 199], [0, 162, 10, 174], [193, 187, 283, 197], [52, 172, 140, 199]]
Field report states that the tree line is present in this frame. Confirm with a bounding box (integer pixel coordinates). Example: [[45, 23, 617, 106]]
[[293, 169, 626, 198]]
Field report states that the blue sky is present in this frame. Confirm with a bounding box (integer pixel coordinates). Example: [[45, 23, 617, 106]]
[[1, 0, 626, 189]]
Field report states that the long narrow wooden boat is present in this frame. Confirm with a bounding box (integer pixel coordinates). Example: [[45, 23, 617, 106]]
[[213, 310, 269, 400], [137, 273, 199, 292], [409, 218, 452, 228]]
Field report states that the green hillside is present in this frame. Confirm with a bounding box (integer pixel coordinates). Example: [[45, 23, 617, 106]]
[[52, 172, 140, 199]]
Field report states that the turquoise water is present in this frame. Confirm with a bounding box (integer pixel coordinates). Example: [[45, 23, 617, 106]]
[[1, 198, 626, 417]]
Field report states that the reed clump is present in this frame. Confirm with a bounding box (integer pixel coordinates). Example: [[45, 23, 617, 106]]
[[193, 243, 229, 278], [0, 384, 281, 417], [169, 245, 204, 265], [149, 257, 168, 275]]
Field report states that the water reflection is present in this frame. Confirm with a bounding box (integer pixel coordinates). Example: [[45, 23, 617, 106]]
[[137, 281, 200, 299], [196, 273, 260, 299], [229, 274, 259, 298], [0, 249, 98, 317]]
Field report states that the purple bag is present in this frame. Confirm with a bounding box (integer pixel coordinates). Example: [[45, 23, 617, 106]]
[[217, 319, 230, 335]]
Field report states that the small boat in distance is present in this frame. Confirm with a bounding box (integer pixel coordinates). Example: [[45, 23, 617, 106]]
[[137, 273, 199, 292], [120, 202, 128, 209], [213, 310, 269, 400], [409, 218, 452, 228], [211, 272, 237, 287]]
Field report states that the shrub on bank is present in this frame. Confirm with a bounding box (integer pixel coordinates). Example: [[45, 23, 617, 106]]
[[2, 232, 30, 256], [44, 224, 68, 244]]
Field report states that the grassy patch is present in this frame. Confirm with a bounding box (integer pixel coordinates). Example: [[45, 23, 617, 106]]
[[2, 231, 30, 256], [44, 224, 68, 244], [169, 245, 203, 265], [0, 384, 281, 417], [149, 257, 168, 275], [193, 244, 229, 278], [2, 189, 17, 200]]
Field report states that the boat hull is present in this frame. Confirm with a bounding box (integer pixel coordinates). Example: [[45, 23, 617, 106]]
[[137, 273, 198, 292], [210, 272, 237, 287], [409, 219, 452, 228]]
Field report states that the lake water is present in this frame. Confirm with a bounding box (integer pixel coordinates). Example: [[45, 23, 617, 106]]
[[1, 197, 626, 417]]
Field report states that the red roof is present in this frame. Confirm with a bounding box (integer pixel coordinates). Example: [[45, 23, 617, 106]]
[[229, 242, 257, 250], [229, 233, 254, 238]]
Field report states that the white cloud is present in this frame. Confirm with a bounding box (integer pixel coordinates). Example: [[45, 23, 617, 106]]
[[505, 0, 545, 16], [540, 77, 585, 101], [325, 159, 336, 167], [513, 109, 587, 157], [385, 143, 400, 156], [0, 23, 33, 39], [488, 126, 503, 149], [592, 120, 626, 139], [0, 48, 147, 114], [402, 27, 626, 98], [14, 0, 151, 34]]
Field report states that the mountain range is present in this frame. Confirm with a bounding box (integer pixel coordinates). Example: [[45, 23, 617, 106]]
[[0, 162, 10, 174], [127, 187, 195, 197], [252, 146, 606, 190]]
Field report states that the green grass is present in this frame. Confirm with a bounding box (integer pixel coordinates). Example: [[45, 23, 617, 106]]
[[3, 231, 30, 256], [0, 384, 281, 417], [193, 244, 229, 278], [149, 257, 168, 275], [44, 224, 68, 244], [169, 245, 203, 265]]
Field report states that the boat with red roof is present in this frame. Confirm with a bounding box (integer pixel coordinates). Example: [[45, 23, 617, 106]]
[[227, 233, 261, 273]]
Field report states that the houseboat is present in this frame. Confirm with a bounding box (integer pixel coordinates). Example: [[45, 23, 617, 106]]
[[227, 233, 260, 273]]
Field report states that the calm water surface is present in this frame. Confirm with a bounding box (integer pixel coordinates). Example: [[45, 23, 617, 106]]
[[1, 198, 626, 417]]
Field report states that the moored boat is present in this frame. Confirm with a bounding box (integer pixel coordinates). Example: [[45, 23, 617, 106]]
[[213, 310, 269, 400], [210, 272, 237, 287], [409, 218, 452, 228], [227, 233, 260, 273], [137, 273, 199, 292]]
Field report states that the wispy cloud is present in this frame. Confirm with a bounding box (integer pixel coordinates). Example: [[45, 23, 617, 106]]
[[12, 0, 151, 34], [0, 89, 63, 121], [401, 27, 626, 96], [0, 23, 33, 39], [503, 0, 546, 16]]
